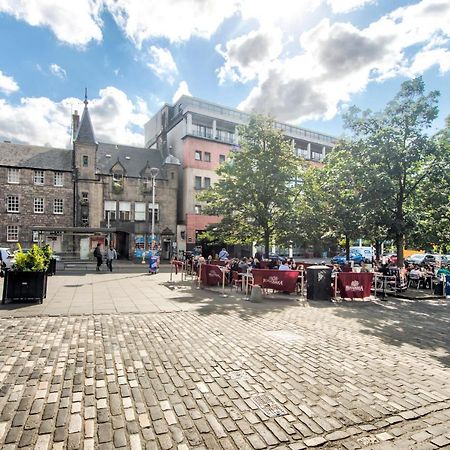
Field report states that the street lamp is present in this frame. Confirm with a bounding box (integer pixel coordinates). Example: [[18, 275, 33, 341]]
[[150, 167, 159, 248]]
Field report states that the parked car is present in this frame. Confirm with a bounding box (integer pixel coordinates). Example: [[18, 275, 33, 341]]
[[350, 246, 373, 263], [405, 253, 436, 266], [0, 248, 15, 269], [433, 254, 448, 266], [331, 251, 364, 265]]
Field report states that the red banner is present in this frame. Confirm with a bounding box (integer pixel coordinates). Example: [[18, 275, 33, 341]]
[[252, 269, 299, 293], [337, 272, 374, 299], [200, 264, 225, 286]]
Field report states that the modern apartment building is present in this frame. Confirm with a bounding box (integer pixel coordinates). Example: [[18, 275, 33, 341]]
[[144, 95, 336, 253]]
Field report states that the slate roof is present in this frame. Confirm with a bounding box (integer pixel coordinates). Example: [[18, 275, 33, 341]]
[[0, 142, 72, 171], [96, 143, 164, 178], [74, 105, 96, 144]]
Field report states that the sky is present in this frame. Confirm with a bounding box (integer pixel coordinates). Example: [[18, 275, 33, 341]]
[[0, 0, 450, 149]]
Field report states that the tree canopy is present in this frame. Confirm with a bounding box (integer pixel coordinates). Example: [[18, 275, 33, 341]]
[[198, 114, 304, 257]]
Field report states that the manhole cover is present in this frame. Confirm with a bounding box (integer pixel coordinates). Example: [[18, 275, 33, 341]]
[[251, 393, 287, 417], [226, 370, 251, 381], [264, 330, 304, 343]]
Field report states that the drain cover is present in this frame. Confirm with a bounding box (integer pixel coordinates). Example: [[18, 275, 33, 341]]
[[264, 330, 303, 343], [251, 393, 288, 417]]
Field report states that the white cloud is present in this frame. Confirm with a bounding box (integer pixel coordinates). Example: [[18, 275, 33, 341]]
[[327, 0, 376, 14], [0, 0, 103, 46], [172, 81, 192, 104], [104, 0, 239, 46], [49, 64, 67, 79], [0, 87, 149, 148], [147, 46, 178, 84], [216, 28, 283, 84], [238, 0, 450, 123], [0, 70, 19, 94]]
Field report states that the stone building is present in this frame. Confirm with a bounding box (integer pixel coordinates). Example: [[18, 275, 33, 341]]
[[0, 143, 73, 252], [0, 96, 180, 260]]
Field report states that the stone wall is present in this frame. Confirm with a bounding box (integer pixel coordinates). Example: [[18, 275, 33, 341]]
[[0, 166, 73, 249]]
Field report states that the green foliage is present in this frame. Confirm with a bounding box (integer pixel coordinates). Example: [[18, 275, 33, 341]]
[[198, 114, 305, 256], [13, 244, 51, 272]]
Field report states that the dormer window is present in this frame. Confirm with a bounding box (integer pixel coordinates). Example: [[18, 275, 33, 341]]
[[112, 172, 123, 182]]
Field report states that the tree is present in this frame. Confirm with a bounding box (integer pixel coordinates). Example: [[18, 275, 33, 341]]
[[341, 77, 440, 266], [198, 114, 304, 257], [297, 147, 364, 260], [408, 117, 450, 250]]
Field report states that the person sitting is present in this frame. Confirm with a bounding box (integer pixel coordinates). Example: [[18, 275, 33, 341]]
[[238, 257, 249, 273], [278, 260, 290, 271], [437, 264, 450, 277], [360, 263, 371, 273], [288, 258, 297, 269]]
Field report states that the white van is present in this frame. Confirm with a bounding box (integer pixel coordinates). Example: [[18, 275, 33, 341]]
[[350, 246, 373, 263], [0, 248, 15, 269]]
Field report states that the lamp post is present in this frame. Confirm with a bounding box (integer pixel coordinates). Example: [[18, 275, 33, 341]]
[[150, 168, 159, 248]]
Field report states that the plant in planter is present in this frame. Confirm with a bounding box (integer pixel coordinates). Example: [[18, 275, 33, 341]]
[[1, 244, 52, 304]]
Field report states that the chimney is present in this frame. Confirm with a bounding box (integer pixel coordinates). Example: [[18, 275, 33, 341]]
[[72, 110, 80, 141]]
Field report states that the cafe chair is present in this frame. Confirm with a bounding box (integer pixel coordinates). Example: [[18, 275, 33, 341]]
[[407, 273, 423, 289], [230, 271, 243, 291]]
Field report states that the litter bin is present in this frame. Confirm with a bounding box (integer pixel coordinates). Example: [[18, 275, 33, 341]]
[[307, 265, 332, 301]]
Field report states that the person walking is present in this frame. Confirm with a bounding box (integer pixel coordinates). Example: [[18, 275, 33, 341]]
[[93, 244, 103, 272], [106, 245, 117, 272]]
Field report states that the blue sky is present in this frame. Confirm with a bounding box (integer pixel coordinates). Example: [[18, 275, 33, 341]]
[[0, 0, 449, 148]]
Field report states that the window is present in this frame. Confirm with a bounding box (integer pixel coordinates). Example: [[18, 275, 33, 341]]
[[53, 199, 64, 214], [204, 177, 211, 189], [135, 202, 145, 221], [82, 192, 89, 200], [32, 231, 40, 243], [54, 172, 64, 186], [195, 150, 202, 161], [204, 152, 211, 162], [82, 155, 89, 167], [7, 225, 19, 242], [194, 205, 202, 214], [34, 197, 44, 214], [34, 170, 44, 185], [119, 201, 131, 221], [148, 203, 159, 223], [219, 154, 226, 164], [112, 172, 123, 182], [7, 168, 19, 184], [81, 217, 89, 226], [194, 176, 202, 189], [104, 201, 116, 220], [7, 196, 19, 213]]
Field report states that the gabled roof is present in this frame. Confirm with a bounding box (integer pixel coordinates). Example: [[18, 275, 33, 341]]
[[96, 143, 163, 178], [0, 142, 72, 171], [74, 100, 96, 145]]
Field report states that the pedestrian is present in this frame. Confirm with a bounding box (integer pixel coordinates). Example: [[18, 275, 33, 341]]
[[106, 245, 117, 272], [219, 247, 229, 261], [93, 243, 103, 271]]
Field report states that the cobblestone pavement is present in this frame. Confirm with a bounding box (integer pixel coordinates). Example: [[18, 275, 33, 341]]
[[0, 275, 450, 449]]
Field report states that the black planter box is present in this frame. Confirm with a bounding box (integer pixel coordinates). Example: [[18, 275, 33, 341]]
[[2, 271, 48, 304], [47, 258, 57, 276]]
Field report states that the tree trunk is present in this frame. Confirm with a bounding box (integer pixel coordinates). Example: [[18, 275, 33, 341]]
[[375, 239, 381, 263], [345, 235, 350, 261], [396, 233, 404, 267], [264, 230, 270, 259]]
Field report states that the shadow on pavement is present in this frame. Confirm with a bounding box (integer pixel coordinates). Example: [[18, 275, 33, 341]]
[[165, 280, 307, 321], [308, 297, 450, 367]]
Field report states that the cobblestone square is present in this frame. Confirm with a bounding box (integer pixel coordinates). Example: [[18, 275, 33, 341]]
[[0, 271, 449, 449]]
